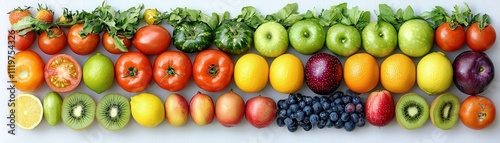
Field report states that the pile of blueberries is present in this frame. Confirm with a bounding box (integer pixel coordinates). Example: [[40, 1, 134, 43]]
[[276, 90, 366, 132]]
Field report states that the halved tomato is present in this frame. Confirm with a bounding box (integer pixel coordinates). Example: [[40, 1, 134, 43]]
[[44, 54, 82, 93], [12, 50, 44, 92]]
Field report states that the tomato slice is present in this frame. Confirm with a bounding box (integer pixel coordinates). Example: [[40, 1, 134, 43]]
[[12, 50, 45, 92], [44, 54, 82, 93]]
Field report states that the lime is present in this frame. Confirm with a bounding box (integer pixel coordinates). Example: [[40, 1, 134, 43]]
[[83, 52, 114, 94], [44, 92, 63, 126]]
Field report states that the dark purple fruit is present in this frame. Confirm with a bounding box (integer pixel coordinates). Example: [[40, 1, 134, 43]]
[[305, 53, 343, 95], [453, 51, 494, 95]]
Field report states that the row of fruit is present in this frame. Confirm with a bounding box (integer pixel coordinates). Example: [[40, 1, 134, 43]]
[[15, 90, 278, 131], [9, 2, 495, 58]]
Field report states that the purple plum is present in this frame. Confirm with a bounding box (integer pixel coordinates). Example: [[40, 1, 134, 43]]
[[305, 53, 343, 95], [453, 51, 494, 95]]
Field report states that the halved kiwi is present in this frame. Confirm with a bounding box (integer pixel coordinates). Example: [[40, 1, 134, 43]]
[[62, 92, 96, 130], [430, 93, 460, 130], [396, 93, 429, 130], [96, 93, 131, 131]]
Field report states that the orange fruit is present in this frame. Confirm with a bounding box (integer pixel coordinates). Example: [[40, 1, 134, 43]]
[[344, 53, 379, 93], [380, 54, 416, 93]]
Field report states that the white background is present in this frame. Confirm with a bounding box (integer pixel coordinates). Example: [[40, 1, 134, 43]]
[[1, 0, 499, 143]]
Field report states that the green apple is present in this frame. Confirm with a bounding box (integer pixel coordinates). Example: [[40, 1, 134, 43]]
[[289, 20, 325, 55], [254, 22, 288, 58], [326, 24, 361, 57], [362, 21, 397, 57], [398, 19, 434, 57]]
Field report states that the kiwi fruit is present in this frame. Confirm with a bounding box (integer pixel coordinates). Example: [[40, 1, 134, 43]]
[[62, 92, 96, 130], [430, 93, 460, 130], [96, 93, 131, 131], [396, 93, 429, 130]]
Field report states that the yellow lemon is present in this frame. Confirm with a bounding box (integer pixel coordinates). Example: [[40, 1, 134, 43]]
[[130, 93, 165, 127], [15, 93, 43, 130], [269, 54, 304, 94], [381, 54, 416, 93], [417, 52, 453, 95], [234, 53, 269, 93]]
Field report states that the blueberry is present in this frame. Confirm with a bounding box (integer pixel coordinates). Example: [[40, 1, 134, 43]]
[[279, 109, 287, 117], [342, 96, 352, 104], [296, 110, 305, 121], [297, 120, 306, 126], [329, 112, 339, 122], [319, 111, 329, 120], [355, 103, 364, 113], [282, 102, 289, 109], [318, 120, 326, 129], [287, 124, 298, 132], [313, 96, 320, 102], [334, 120, 344, 129], [325, 120, 334, 128], [358, 112, 365, 118], [299, 101, 306, 109], [352, 96, 361, 105], [284, 117, 294, 126], [330, 102, 336, 107], [303, 116, 310, 124], [302, 123, 312, 131], [304, 96, 313, 105], [341, 112, 350, 122], [336, 105, 344, 113], [326, 109, 333, 114], [309, 114, 319, 125], [331, 105, 338, 112], [322, 102, 330, 110], [328, 95, 335, 102], [287, 96, 297, 104], [345, 103, 355, 113], [320, 96, 328, 103], [312, 102, 323, 114], [344, 121, 355, 132], [296, 94, 303, 102], [276, 117, 285, 127], [287, 108, 293, 116], [346, 89, 358, 96], [277, 99, 286, 109], [351, 113, 359, 122], [334, 98, 342, 105], [290, 104, 299, 113], [290, 112, 296, 119], [332, 91, 343, 99], [356, 118, 366, 127], [303, 106, 312, 116]]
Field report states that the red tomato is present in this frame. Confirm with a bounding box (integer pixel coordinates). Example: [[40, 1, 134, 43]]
[[466, 23, 496, 51], [8, 30, 36, 51], [12, 50, 44, 92], [153, 51, 192, 92], [193, 49, 233, 92], [39, 27, 67, 55], [67, 23, 100, 55], [132, 25, 171, 55], [102, 31, 131, 54], [435, 22, 465, 52], [115, 52, 153, 92], [44, 54, 82, 93], [460, 95, 496, 130]]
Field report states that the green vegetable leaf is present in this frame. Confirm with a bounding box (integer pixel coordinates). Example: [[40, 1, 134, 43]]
[[377, 4, 398, 25], [452, 2, 473, 26], [235, 6, 264, 29], [113, 36, 128, 52], [402, 6, 415, 21], [200, 12, 221, 30], [319, 3, 370, 30], [265, 3, 302, 27], [473, 13, 491, 30], [421, 6, 449, 29], [12, 15, 54, 35]]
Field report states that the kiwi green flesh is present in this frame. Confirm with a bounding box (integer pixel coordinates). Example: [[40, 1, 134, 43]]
[[396, 93, 429, 130], [430, 93, 460, 130], [97, 93, 130, 131], [62, 92, 96, 130]]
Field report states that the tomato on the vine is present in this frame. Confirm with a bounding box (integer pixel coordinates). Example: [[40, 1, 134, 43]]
[[12, 50, 44, 92], [115, 52, 153, 92], [153, 51, 192, 92], [67, 23, 100, 55], [460, 95, 496, 130], [8, 30, 36, 51], [435, 22, 465, 52], [132, 25, 171, 55], [39, 27, 67, 55], [44, 54, 82, 93], [102, 31, 131, 54], [193, 49, 233, 92]]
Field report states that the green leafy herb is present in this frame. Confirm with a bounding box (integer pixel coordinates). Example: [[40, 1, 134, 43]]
[[473, 13, 490, 30], [377, 4, 419, 30], [264, 3, 303, 27], [319, 3, 370, 30], [11, 16, 52, 35], [231, 6, 265, 29], [420, 6, 449, 29], [452, 2, 472, 26], [165, 7, 222, 30]]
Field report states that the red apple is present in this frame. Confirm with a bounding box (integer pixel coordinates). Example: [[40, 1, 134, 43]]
[[365, 90, 395, 126], [190, 91, 215, 126], [245, 95, 276, 128], [216, 90, 245, 127]]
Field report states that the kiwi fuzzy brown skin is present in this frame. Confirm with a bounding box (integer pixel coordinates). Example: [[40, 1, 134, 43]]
[[430, 93, 460, 130], [396, 93, 429, 130], [96, 93, 131, 131], [62, 92, 96, 130]]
